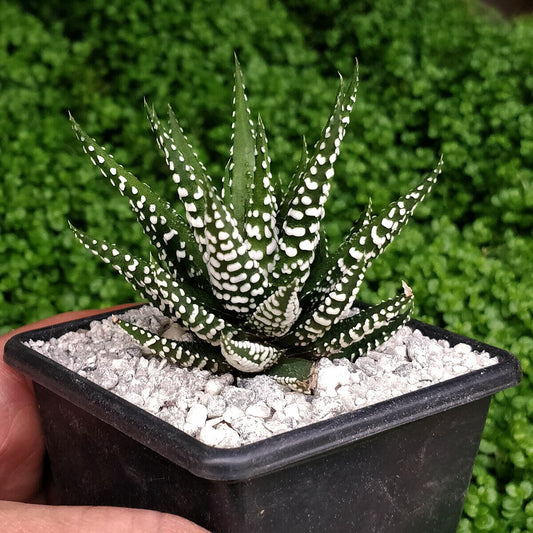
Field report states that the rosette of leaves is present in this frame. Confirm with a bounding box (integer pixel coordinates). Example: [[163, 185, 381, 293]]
[[69, 56, 442, 393]]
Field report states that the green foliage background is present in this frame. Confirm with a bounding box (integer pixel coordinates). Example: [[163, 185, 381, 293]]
[[1, 0, 532, 529]]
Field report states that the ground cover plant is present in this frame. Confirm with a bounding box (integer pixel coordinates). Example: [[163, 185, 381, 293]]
[[2, 0, 532, 529]]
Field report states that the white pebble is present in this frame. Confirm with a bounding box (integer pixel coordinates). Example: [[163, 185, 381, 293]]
[[453, 364, 468, 374], [205, 379, 226, 396], [246, 402, 271, 419], [429, 366, 444, 380], [336, 385, 357, 411], [216, 423, 242, 448], [283, 403, 301, 420], [316, 365, 351, 397], [453, 343, 472, 355], [198, 425, 223, 447], [186, 403, 208, 431], [222, 405, 245, 423], [206, 396, 226, 417], [394, 345, 407, 358], [163, 322, 190, 340]]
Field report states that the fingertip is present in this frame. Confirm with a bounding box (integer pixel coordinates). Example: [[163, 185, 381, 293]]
[[0, 502, 211, 533]]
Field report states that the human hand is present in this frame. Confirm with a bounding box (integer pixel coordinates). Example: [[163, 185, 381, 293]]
[[0, 304, 210, 532]]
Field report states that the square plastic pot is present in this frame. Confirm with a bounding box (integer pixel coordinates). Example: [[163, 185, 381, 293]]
[[4, 307, 521, 533]]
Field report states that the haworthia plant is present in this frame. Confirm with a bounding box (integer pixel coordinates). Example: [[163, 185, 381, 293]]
[[70, 57, 442, 393]]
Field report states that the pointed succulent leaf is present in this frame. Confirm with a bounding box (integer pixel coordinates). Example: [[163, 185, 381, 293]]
[[70, 221, 146, 278], [362, 158, 443, 264], [292, 259, 391, 348], [246, 280, 301, 338], [300, 200, 372, 306], [291, 159, 441, 345], [145, 103, 213, 250], [151, 267, 254, 346], [228, 53, 256, 224], [70, 222, 215, 308], [70, 224, 241, 346], [266, 358, 317, 394], [220, 332, 284, 373], [69, 222, 181, 312], [70, 116, 207, 281], [341, 199, 373, 246], [115, 318, 230, 373], [166, 103, 209, 176], [335, 310, 411, 364], [272, 64, 359, 288], [244, 114, 278, 274], [330, 199, 373, 272], [221, 158, 232, 202], [202, 184, 267, 313], [307, 282, 414, 357], [325, 159, 442, 309], [278, 135, 308, 222], [300, 227, 333, 300], [314, 228, 330, 265], [332, 285, 414, 363]]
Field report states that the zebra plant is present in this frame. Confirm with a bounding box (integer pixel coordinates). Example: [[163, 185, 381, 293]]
[[70, 57, 442, 393]]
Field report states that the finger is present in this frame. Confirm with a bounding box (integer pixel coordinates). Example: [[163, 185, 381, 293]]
[[0, 356, 44, 501], [0, 501, 211, 533], [0, 303, 140, 502]]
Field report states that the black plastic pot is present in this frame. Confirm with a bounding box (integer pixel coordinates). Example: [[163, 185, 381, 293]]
[[5, 308, 521, 533]]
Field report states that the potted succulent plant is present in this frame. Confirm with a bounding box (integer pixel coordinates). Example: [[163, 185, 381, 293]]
[[5, 57, 521, 533]]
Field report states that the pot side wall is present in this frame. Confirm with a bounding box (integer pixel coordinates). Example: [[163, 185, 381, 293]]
[[34, 383, 490, 533]]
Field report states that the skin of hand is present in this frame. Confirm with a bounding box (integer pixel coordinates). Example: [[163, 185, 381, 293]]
[[0, 304, 210, 533]]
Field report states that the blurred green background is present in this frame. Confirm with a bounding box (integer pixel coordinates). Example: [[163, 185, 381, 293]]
[[1, 0, 532, 529]]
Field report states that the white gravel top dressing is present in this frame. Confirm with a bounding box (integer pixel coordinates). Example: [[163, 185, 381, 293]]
[[26, 305, 497, 448]]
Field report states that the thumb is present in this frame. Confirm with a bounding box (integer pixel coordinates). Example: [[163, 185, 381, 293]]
[[0, 501, 211, 533]]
